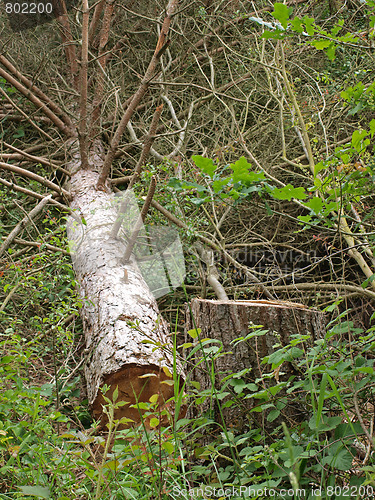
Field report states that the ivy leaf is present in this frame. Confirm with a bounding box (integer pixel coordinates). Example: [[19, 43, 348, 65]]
[[271, 3, 293, 29], [271, 184, 307, 201], [192, 155, 216, 178]]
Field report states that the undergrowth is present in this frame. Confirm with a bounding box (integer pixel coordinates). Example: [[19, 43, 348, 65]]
[[1, 304, 375, 500]]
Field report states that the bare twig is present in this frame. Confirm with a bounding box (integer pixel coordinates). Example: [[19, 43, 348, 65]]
[[96, 0, 179, 190], [0, 162, 72, 200], [0, 195, 52, 258], [122, 176, 157, 262], [0, 67, 73, 137], [128, 104, 164, 190], [79, 0, 90, 169], [0, 55, 74, 131], [90, 0, 115, 140]]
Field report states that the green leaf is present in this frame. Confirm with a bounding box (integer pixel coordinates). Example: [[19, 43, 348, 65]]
[[267, 409, 281, 422], [316, 373, 328, 428], [321, 445, 354, 471], [304, 196, 323, 215], [312, 40, 331, 50], [290, 17, 303, 32], [192, 155, 216, 178], [303, 16, 315, 36], [261, 29, 285, 40], [230, 156, 255, 184], [271, 3, 293, 29], [187, 328, 200, 339], [297, 215, 312, 224], [149, 417, 159, 428], [18, 486, 51, 499], [326, 44, 336, 61], [308, 415, 342, 432], [352, 129, 369, 153], [369, 119, 375, 138], [162, 441, 174, 454], [271, 184, 306, 201]]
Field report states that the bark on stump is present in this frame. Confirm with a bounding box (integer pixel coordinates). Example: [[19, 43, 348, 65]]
[[185, 298, 325, 434]]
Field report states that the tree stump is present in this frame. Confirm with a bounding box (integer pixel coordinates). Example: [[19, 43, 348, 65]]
[[185, 298, 325, 434]]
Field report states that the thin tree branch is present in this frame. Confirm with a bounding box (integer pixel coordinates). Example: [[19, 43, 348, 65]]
[[150, 199, 275, 299], [0, 87, 56, 142], [89, 0, 106, 45], [0, 195, 52, 258], [0, 177, 71, 212], [55, 0, 79, 90], [0, 55, 75, 132], [79, 0, 90, 169], [0, 67, 73, 137], [90, 0, 115, 140], [0, 236, 69, 255], [122, 176, 157, 262], [2, 141, 69, 175], [96, 0, 179, 190], [128, 104, 163, 190], [0, 162, 72, 200]]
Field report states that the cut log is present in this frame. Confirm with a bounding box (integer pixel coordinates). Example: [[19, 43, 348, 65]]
[[185, 298, 325, 432], [66, 145, 184, 428]]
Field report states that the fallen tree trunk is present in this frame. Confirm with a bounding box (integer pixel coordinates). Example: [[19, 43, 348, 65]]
[[185, 298, 325, 432], [66, 144, 184, 428]]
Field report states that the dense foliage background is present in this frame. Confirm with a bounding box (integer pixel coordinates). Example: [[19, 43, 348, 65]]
[[1, 0, 375, 498]]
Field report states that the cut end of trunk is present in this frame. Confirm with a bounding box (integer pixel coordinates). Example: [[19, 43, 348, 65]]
[[92, 364, 185, 429]]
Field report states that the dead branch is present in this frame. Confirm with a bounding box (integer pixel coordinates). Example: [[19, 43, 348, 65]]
[[2, 141, 69, 175], [0, 87, 55, 142], [0, 54, 75, 131], [0, 236, 69, 255], [128, 104, 163, 189], [90, 0, 115, 140], [0, 195, 52, 258], [150, 199, 275, 299], [0, 177, 71, 213], [0, 162, 72, 200], [55, 0, 79, 90], [96, 0, 179, 190], [0, 67, 73, 137], [88, 0, 106, 45], [79, 0, 90, 169], [122, 176, 157, 261], [194, 242, 229, 300]]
